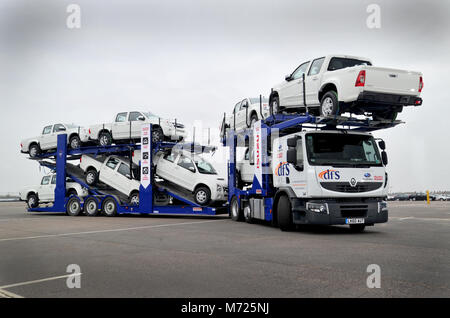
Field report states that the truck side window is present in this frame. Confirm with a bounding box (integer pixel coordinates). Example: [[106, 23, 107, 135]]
[[115, 113, 127, 123], [106, 157, 120, 170], [51, 175, 57, 184], [117, 163, 131, 177], [308, 57, 325, 76], [177, 155, 196, 172], [42, 126, 52, 135], [292, 61, 310, 80], [128, 112, 142, 122], [41, 176, 51, 185]]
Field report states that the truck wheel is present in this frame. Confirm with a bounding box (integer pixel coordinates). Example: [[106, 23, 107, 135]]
[[86, 169, 98, 186], [66, 197, 82, 216], [99, 131, 112, 146], [152, 127, 164, 143], [27, 193, 39, 209], [277, 195, 294, 231], [194, 186, 211, 206], [320, 91, 339, 117], [270, 96, 280, 114], [84, 197, 99, 216], [249, 114, 258, 128], [349, 224, 366, 233], [102, 197, 117, 217], [69, 135, 81, 149], [29, 144, 41, 158], [230, 196, 243, 221], [129, 192, 139, 205]]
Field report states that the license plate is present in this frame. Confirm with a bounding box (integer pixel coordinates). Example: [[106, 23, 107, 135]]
[[346, 218, 365, 224]]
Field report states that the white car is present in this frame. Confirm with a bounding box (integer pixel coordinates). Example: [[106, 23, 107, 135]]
[[235, 147, 272, 187], [80, 154, 141, 204], [154, 150, 227, 205], [224, 97, 270, 131], [270, 54, 423, 120], [20, 123, 89, 158], [88, 111, 187, 146], [19, 174, 89, 208]]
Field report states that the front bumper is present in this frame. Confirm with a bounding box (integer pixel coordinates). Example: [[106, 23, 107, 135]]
[[291, 198, 388, 225], [357, 91, 422, 107]]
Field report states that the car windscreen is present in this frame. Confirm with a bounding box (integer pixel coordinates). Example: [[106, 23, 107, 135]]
[[194, 159, 217, 174], [305, 133, 382, 167], [327, 57, 372, 71]]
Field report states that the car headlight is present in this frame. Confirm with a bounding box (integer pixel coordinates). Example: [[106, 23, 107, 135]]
[[306, 202, 329, 214], [378, 201, 388, 213]]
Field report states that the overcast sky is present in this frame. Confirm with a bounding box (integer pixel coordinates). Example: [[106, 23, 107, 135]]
[[1, 0, 449, 194]]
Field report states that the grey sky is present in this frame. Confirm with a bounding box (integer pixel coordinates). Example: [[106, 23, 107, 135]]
[[0, 0, 449, 193]]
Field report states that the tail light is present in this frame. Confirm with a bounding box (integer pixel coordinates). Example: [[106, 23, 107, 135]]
[[20, 143, 22, 148], [80, 157, 82, 163], [355, 70, 366, 87], [88, 128, 91, 134], [419, 76, 423, 92]]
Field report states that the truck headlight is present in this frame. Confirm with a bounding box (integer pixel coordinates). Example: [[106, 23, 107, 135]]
[[378, 201, 388, 213], [306, 202, 329, 214]]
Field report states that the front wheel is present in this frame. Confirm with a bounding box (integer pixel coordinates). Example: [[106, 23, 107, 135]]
[[69, 135, 81, 149], [152, 127, 164, 143], [27, 193, 39, 209], [277, 195, 294, 231], [194, 186, 211, 206], [29, 144, 41, 158], [230, 196, 242, 221], [129, 192, 139, 205], [85, 169, 98, 186], [320, 91, 339, 117]]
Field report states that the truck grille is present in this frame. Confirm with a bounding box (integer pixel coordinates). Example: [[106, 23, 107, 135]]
[[320, 182, 383, 193], [340, 205, 368, 218]]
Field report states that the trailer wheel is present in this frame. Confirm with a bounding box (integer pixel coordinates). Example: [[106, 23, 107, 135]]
[[29, 144, 41, 158], [66, 197, 82, 216], [99, 131, 112, 146], [349, 224, 366, 233], [86, 169, 98, 186], [84, 197, 99, 216], [230, 196, 243, 221], [102, 197, 117, 217], [69, 135, 81, 149], [194, 186, 211, 206], [27, 193, 39, 209], [320, 91, 339, 117], [277, 195, 294, 231]]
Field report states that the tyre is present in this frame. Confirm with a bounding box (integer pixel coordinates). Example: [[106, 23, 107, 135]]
[[102, 197, 117, 217], [230, 196, 243, 221], [320, 91, 339, 117], [27, 193, 39, 209], [29, 144, 41, 158], [152, 127, 164, 143], [270, 95, 280, 114], [349, 224, 366, 233], [249, 114, 258, 128], [194, 186, 211, 206], [129, 192, 139, 205], [98, 131, 112, 146], [277, 195, 294, 231], [69, 135, 81, 149], [66, 189, 77, 197], [66, 197, 82, 216], [85, 169, 98, 186], [84, 197, 99, 216]]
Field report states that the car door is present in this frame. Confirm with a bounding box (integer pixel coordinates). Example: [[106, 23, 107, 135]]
[[39, 125, 54, 150], [129, 111, 146, 139], [116, 162, 134, 195], [38, 175, 53, 201], [52, 123, 67, 148], [280, 61, 310, 107], [305, 57, 326, 106], [231, 101, 242, 130], [175, 154, 197, 190], [99, 156, 121, 189], [111, 112, 129, 140]]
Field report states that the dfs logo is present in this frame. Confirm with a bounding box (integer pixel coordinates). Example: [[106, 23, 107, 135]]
[[318, 169, 340, 180], [275, 162, 290, 176]]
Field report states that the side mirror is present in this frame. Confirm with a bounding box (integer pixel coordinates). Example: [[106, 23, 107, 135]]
[[381, 151, 388, 166], [242, 103, 248, 108], [287, 137, 297, 148], [286, 149, 297, 164], [189, 166, 195, 172], [137, 116, 145, 121], [285, 74, 292, 81], [378, 140, 386, 150], [58, 127, 66, 132]]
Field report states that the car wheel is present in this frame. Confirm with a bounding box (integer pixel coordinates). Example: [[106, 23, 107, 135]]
[[194, 186, 211, 206], [29, 144, 41, 158], [349, 224, 366, 233], [129, 192, 139, 205], [66, 197, 82, 216], [230, 196, 243, 221], [102, 197, 117, 217], [27, 193, 39, 209], [84, 197, 99, 216], [277, 195, 294, 231], [99, 131, 112, 146], [249, 114, 258, 128], [152, 127, 164, 143], [69, 135, 81, 149], [86, 169, 98, 186], [320, 91, 339, 117], [270, 96, 280, 114]]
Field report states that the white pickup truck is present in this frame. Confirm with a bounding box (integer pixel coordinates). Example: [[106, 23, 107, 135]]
[[88, 111, 186, 146], [80, 154, 141, 204], [19, 174, 89, 208], [270, 55, 423, 120], [20, 123, 89, 157]]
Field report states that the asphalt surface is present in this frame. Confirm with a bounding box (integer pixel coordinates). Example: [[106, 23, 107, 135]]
[[0, 201, 448, 298]]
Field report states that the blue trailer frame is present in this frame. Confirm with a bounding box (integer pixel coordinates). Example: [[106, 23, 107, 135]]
[[28, 124, 225, 216]]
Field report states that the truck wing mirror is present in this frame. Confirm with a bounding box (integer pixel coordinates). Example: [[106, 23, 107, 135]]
[[287, 137, 297, 148], [378, 140, 386, 150], [137, 116, 145, 121], [381, 151, 388, 166], [286, 149, 297, 164]]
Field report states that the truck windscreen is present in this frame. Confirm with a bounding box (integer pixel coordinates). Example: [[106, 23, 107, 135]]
[[305, 133, 382, 167]]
